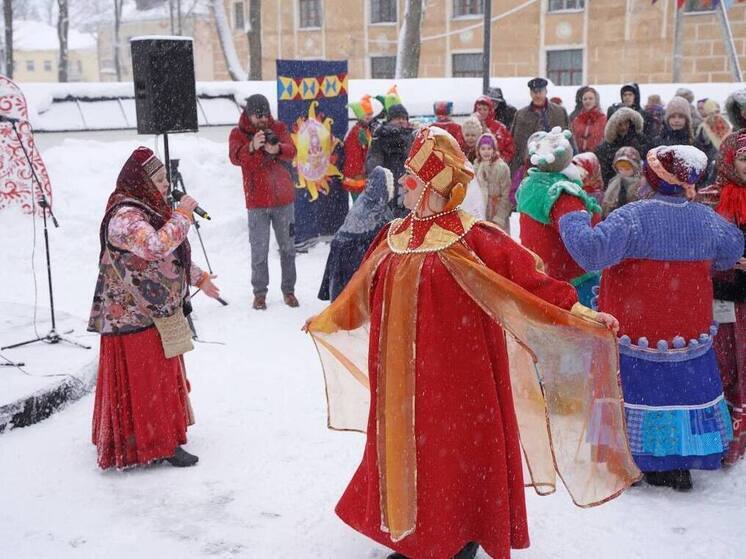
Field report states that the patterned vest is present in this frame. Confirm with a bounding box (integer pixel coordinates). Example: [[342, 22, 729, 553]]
[[88, 200, 189, 335]]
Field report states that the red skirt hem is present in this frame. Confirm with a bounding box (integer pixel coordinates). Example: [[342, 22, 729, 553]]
[[92, 326, 191, 470]]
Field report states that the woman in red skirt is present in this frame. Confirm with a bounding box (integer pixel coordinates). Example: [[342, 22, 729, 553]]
[[88, 147, 220, 470], [710, 131, 746, 464]]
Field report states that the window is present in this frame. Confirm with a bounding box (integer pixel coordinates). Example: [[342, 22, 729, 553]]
[[547, 0, 585, 11], [26, 60, 35, 72], [371, 0, 397, 23], [453, 0, 483, 18], [233, 1, 245, 30], [299, 0, 322, 28], [452, 53, 483, 77], [371, 56, 396, 79], [546, 49, 583, 86], [44, 60, 53, 72], [683, 0, 715, 12]]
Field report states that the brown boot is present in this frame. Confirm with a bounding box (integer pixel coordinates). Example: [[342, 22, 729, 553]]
[[252, 294, 267, 310], [283, 293, 299, 308]]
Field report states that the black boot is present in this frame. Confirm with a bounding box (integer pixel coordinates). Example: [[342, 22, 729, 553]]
[[454, 542, 479, 559], [644, 470, 692, 491], [165, 446, 199, 467], [387, 541, 479, 559], [670, 469, 693, 492]]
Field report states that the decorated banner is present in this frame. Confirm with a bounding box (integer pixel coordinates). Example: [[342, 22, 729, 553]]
[[0, 75, 52, 214], [276, 60, 349, 250]]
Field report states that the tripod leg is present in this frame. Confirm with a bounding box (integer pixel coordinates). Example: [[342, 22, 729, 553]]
[[1, 337, 44, 351], [186, 314, 198, 340], [58, 336, 92, 350]]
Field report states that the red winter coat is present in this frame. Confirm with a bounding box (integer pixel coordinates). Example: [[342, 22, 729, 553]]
[[474, 96, 516, 163], [342, 121, 371, 193], [229, 112, 297, 209], [431, 118, 465, 147], [571, 108, 607, 153]]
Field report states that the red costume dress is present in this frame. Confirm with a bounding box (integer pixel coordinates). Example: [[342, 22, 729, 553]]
[[710, 131, 746, 464], [88, 148, 207, 470], [308, 126, 638, 559]]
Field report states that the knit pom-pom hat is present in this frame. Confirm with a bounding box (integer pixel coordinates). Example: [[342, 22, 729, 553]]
[[644, 145, 707, 197]]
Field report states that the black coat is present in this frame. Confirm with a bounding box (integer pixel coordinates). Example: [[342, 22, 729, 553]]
[[606, 83, 657, 138], [365, 124, 414, 216], [651, 125, 693, 148], [694, 128, 719, 187]]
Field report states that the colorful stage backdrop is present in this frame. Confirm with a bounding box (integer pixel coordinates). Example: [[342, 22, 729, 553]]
[[0, 75, 53, 215], [276, 60, 349, 250]]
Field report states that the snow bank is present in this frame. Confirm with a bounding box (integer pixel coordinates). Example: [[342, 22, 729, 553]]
[[18, 78, 744, 132]]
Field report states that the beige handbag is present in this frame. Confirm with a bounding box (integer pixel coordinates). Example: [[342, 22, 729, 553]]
[[107, 248, 194, 358], [152, 307, 194, 358]]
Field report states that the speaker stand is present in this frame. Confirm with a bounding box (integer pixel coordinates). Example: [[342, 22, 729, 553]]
[[164, 133, 172, 187]]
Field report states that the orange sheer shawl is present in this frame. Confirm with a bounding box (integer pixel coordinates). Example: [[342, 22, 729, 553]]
[[308, 217, 640, 542]]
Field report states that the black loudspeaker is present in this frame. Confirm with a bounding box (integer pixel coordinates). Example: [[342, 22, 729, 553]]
[[131, 37, 198, 135]]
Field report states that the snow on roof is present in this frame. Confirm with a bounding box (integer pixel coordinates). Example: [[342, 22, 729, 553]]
[[14, 20, 97, 52], [121, 0, 211, 23]]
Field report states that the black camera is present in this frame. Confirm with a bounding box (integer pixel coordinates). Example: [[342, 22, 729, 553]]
[[249, 130, 280, 146], [264, 130, 280, 146]]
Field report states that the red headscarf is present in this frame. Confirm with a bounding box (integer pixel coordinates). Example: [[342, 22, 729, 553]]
[[106, 147, 170, 218], [100, 147, 191, 276], [715, 131, 746, 226], [572, 152, 603, 195]]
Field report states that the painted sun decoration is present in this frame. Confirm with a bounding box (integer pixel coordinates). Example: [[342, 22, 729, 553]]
[[291, 101, 342, 201]]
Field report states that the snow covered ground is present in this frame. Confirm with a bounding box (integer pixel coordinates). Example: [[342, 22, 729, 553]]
[[0, 134, 744, 558]]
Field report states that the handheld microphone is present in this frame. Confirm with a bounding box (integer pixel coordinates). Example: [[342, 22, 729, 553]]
[[171, 189, 211, 220], [0, 114, 22, 123]]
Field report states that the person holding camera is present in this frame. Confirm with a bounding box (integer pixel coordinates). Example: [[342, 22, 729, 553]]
[[229, 93, 299, 310]]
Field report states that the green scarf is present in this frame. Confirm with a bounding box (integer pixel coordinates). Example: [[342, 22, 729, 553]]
[[516, 169, 601, 225]]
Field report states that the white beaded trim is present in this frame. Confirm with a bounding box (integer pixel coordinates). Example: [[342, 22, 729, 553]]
[[387, 214, 475, 254]]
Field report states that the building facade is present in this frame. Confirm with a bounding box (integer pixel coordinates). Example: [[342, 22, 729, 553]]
[[96, 9, 218, 81], [13, 20, 99, 83], [214, 0, 746, 83]]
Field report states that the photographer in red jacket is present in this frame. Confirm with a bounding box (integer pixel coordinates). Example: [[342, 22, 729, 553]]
[[229, 94, 299, 310]]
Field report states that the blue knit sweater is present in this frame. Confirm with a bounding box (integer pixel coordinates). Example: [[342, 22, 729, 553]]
[[558, 194, 745, 273]]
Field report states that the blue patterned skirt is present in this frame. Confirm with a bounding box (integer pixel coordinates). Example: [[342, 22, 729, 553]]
[[620, 348, 732, 471]]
